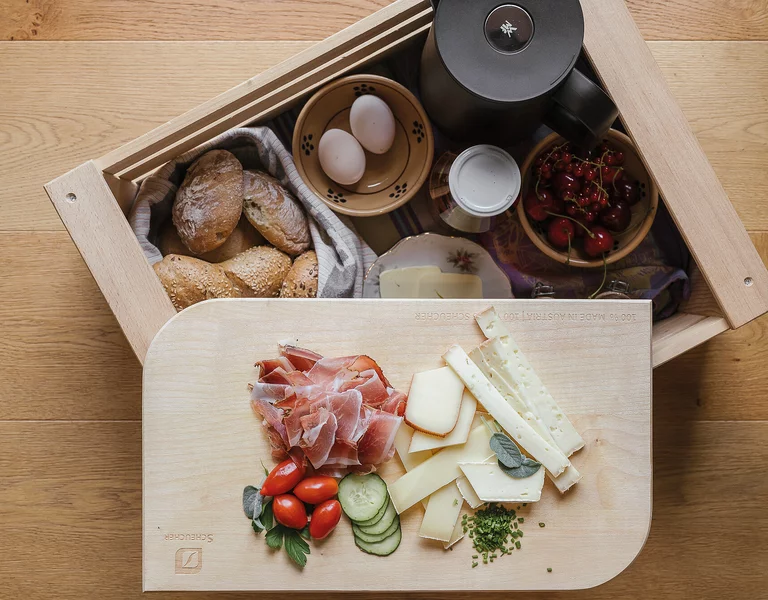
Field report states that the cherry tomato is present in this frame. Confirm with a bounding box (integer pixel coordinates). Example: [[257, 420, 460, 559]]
[[260, 458, 306, 496], [309, 499, 342, 540], [293, 476, 339, 504], [273, 494, 308, 529]]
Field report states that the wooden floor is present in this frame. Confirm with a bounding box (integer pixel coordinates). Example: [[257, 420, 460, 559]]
[[1, 0, 767, 598]]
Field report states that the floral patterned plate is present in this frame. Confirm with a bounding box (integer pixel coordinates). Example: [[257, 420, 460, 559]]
[[363, 233, 514, 298]]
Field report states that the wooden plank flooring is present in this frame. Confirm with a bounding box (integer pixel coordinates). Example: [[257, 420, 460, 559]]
[[0, 1, 766, 597]]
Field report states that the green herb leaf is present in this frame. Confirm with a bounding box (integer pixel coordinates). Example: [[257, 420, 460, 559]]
[[261, 500, 274, 530], [243, 485, 261, 520], [261, 459, 270, 478], [284, 529, 310, 568], [265, 525, 284, 550], [252, 519, 265, 534], [299, 526, 311, 541], [497, 456, 542, 479], [490, 433, 523, 469]]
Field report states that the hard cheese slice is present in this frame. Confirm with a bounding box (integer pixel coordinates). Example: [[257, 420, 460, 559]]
[[419, 482, 464, 542], [456, 475, 483, 509], [409, 389, 478, 452], [459, 462, 545, 503], [393, 423, 431, 510], [443, 344, 571, 477], [470, 344, 582, 493], [475, 307, 585, 456], [404, 366, 464, 437], [417, 272, 483, 299], [388, 425, 493, 514], [379, 266, 441, 298]]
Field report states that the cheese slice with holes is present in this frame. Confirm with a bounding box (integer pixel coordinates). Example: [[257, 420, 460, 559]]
[[419, 482, 464, 542], [459, 461, 545, 503], [475, 307, 585, 457], [379, 266, 441, 298], [410, 389, 478, 452], [404, 366, 464, 436], [388, 425, 493, 514], [443, 344, 570, 477]]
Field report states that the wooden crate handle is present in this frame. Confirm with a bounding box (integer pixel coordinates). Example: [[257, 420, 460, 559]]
[[582, 0, 768, 329], [44, 162, 176, 363]]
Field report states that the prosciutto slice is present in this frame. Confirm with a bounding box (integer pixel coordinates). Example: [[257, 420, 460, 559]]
[[299, 408, 338, 468], [250, 381, 290, 404], [339, 370, 389, 407], [324, 439, 360, 466], [280, 344, 323, 371], [325, 389, 363, 441], [257, 356, 294, 377], [380, 389, 408, 416], [284, 397, 311, 447], [357, 411, 402, 466], [251, 398, 288, 448]]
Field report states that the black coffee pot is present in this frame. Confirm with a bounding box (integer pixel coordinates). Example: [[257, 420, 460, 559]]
[[420, 0, 618, 148]]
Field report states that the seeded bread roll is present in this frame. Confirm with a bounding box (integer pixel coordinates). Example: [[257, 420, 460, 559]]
[[159, 217, 265, 263], [153, 254, 241, 311], [173, 150, 244, 254], [280, 251, 318, 298], [220, 246, 292, 298], [242, 170, 310, 256]]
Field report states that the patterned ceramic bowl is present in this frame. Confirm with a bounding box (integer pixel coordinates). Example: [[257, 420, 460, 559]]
[[292, 75, 434, 217]]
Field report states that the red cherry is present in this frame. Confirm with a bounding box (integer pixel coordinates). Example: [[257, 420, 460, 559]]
[[552, 151, 562, 161], [601, 166, 624, 184], [547, 218, 576, 249], [578, 196, 591, 208], [535, 156, 545, 167], [599, 199, 631, 232], [565, 163, 574, 173], [589, 201, 600, 212], [584, 226, 614, 257], [599, 143, 610, 153], [584, 167, 597, 181], [613, 179, 642, 206], [554, 172, 582, 195], [562, 152, 573, 164], [605, 153, 618, 166], [566, 203, 579, 217], [598, 197, 610, 209], [524, 189, 557, 222], [614, 151, 625, 165], [572, 164, 584, 178]]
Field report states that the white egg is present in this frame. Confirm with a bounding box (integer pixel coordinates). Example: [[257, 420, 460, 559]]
[[349, 95, 396, 154], [317, 129, 366, 185]]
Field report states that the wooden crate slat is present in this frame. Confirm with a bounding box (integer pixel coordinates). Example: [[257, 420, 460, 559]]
[[581, 0, 768, 329]]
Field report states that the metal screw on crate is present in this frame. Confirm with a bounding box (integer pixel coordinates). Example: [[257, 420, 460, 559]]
[[65, 193, 77, 203], [744, 277, 754, 287], [594, 280, 632, 300], [531, 282, 556, 299]]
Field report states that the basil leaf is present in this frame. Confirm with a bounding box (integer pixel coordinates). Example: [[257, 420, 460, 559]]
[[261, 500, 274, 530], [265, 525, 284, 550], [490, 433, 523, 468], [498, 457, 542, 479], [284, 530, 310, 568], [243, 485, 261, 519]]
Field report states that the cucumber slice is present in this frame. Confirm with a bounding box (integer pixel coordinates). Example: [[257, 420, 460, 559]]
[[354, 524, 402, 556], [354, 497, 389, 527], [353, 515, 400, 543], [356, 501, 397, 535], [338, 473, 389, 523]]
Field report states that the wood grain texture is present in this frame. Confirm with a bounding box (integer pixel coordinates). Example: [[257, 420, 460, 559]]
[[2, 0, 767, 41], [143, 298, 652, 591]]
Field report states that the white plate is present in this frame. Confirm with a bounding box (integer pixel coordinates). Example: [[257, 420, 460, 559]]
[[363, 232, 513, 298]]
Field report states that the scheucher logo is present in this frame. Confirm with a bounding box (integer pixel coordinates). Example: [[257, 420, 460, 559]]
[[175, 547, 203, 574]]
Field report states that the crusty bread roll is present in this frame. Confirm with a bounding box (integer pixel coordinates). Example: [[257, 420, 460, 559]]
[[280, 251, 318, 298], [159, 216, 265, 263], [153, 254, 240, 311], [173, 150, 244, 254], [220, 246, 292, 298], [242, 170, 311, 256]]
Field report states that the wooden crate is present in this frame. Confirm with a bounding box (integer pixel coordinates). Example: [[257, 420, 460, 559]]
[[44, 0, 768, 366]]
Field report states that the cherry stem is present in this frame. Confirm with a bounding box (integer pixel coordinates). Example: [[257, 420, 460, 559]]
[[545, 211, 596, 238], [565, 233, 572, 266], [588, 254, 609, 299]]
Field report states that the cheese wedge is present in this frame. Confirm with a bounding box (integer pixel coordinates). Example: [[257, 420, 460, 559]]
[[404, 366, 464, 436], [410, 389, 478, 452], [442, 345, 570, 477], [379, 266, 441, 298], [459, 461, 545, 503], [419, 482, 464, 542], [456, 475, 483, 509], [417, 272, 483, 299], [470, 344, 582, 493], [388, 425, 493, 514], [475, 307, 585, 457]]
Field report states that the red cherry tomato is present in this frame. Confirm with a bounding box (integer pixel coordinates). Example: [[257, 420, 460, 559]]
[[309, 499, 342, 540], [260, 458, 306, 496], [293, 476, 339, 504], [273, 494, 308, 529]]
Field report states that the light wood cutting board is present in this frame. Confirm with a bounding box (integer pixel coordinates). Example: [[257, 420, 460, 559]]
[[143, 298, 652, 592]]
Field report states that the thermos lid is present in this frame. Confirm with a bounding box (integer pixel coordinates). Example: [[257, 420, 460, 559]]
[[448, 145, 521, 217], [433, 0, 584, 104]]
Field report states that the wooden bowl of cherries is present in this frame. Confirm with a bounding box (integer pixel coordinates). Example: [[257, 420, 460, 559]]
[[517, 129, 659, 268]]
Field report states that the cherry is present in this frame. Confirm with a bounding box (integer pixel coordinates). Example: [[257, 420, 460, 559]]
[[572, 164, 585, 178], [552, 151, 562, 161], [578, 195, 591, 208], [598, 196, 610, 209], [523, 189, 557, 221], [601, 166, 624, 184], [535, 156, 545, 168], [584, 226, 614, 257], [599, 199, 631, 232], [614, 151, 625, 165], [565, 203, 579, 217], [562, 152, 573, 164], [584, 167, 597, 181], [565, 163, 574, 173], [554, 172, 582, 195], [605, 153, 618, 166], [612, 179, 642, 206], [547, 218, 576, 249], [584, 210, 599, 223]]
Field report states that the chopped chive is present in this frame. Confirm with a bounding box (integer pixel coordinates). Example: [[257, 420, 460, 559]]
[[518, 517, 525, 523], [472, 555, 478, 559], [539, 522, 545, 528], [547, 567, 553, 573], [514, 521, 519, 529], [515, 541, 521, 549], [472, 562, 478, 568], [518, 530, 524, 537]]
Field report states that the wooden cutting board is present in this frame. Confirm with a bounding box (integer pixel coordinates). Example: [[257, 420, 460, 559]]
[[143, 299, 652, 592]]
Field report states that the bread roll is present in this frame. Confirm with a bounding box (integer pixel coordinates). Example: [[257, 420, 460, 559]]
[[242, 170, 310, 256], [220, 246, 292, 298], [153, 254, 240, 311], [173, 150, 244, 254], [280, 251, 318, 298], [159, 217, 265, 263]]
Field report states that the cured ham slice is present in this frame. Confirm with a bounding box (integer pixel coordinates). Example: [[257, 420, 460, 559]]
[[325, 439, 360, 466], [284, 397, 311, 447], [280, 344, 323, 371], [251, 398, 288, 448], [299, 408, 338, 468], [307, 357, 357, 390], [325, 389, 363, 442], [250, 381, 290, 404], [257, 356, 294, 377], [348, 355, 392, 388], [357, 411, 402, 466], [339, 370, 389, 407], [380, 389, 408, 416]]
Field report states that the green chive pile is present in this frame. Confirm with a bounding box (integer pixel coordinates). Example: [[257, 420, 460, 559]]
[[461, 504, 530, 566]]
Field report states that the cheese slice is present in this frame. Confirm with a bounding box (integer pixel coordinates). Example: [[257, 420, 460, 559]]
[[419, 482, 464, 542], [417, 272, 483, 299], [475, 307, 585, 456], [379, 266, 441, 298], [456, 475, 483, 509], [405, 366, 464, 436], [388, 425, 493, 514], [459, 461, 545, 503], [410, 389, 478, 452], [443, 345, 570, 477], [393, 424, 431, 510], [470, 344, 582, 493], [444, 510, 467, 549]]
